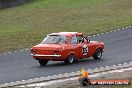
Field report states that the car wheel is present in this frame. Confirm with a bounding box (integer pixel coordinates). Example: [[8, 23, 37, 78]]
[[64, 54, 74, 64], [93, 48, 102, 60], [37, 59, 48, 66]]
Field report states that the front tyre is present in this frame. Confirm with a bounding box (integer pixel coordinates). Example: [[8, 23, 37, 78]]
[[64, 54, 74, 64], [93, 48, 102, 60], [37, 59, 48, 66]]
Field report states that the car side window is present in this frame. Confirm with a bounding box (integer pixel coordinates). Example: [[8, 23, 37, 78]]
[[70, 36, 77, 44], [59, 36, 67, 44]]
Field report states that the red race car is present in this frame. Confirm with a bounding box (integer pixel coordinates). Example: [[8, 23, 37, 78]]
[[31, 32, 104, 66]]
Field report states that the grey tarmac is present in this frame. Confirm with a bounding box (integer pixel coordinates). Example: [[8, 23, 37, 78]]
[[0, 27, 132, 84]]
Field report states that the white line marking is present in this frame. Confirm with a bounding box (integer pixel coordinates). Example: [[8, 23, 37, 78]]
[[10, 82, 14, 84], [101, 33, 104, 35], [130, 62, 132, 64], [95, 68, 98, 69], [29, 79, 33, 80], [106, 32, 109, 34], [100, 72, 108, 75], [106, 66, 109, 68], [110, 31, 112, 32], [117, 29, 120, 31], [93, 35, 96, 36], [19, 77, 79, 87], [76, 71, 81, 73], [109, 70, 119, 73], [123, 63, 127, 65], [113, 30, 116, 31], [40, 77, 44, 79], [121, 68, 132, 71], [1, 48, 30, 55], [116, 70, 124, 72], [16, 81, 20, 83], [20, 50, 24, 52], [25, 49, 29, 50], [118, 64, 122, 66], [122, 28, 125, 29], [22, 80, 25, 82], [8, 52, 12, 54], [126, 27, 128, 29], [100, 67, 104, 68], [112, 65, 116, 66], [89, 74, 100, 77], [47, 74, 51, 77], [97, 34, 100, 36], [71, 72, 75, 73], [3, 83, 8, 85], [129, 26, 131, 27], [88, 36, 90, 37], [34, 78, 39, 80], [53, 75, 57, 77]]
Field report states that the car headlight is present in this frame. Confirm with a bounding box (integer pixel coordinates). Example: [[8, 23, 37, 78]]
[[31, 49, 37, 54]]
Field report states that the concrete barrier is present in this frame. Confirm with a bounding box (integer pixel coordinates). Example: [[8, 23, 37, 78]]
[[0, 0, 32, 9]]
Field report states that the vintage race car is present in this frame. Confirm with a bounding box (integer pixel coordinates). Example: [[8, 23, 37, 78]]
[[31, 32, 104, 66]]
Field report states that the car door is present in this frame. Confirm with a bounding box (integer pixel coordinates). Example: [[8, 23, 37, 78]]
[[77, 36, 91, 58], [69, 36, 82, 59]]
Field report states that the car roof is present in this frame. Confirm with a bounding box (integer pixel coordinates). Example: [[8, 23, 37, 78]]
[[49, 32, 83, 36]]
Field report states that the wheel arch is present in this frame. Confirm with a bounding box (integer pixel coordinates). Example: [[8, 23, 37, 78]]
[[66, 52, 76, 59], [68, 52, 75, 56], [95, 46, 103, 52], [93, 46, 103, 55]]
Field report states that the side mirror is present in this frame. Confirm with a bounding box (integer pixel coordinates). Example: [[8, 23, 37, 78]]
[[88, 39, 90, 43], [82, 35, 90, 43]]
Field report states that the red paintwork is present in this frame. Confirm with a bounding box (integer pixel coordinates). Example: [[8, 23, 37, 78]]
[[31, 32, 104, 61]]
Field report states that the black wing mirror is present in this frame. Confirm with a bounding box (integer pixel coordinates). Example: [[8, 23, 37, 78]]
[[88, 39, 90, 43], [83, 34, 90, 43]]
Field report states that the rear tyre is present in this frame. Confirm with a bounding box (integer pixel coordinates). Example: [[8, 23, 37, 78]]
[[93, 48, 102, 60], [37, 59, 48, 66], [64, 54, 74, 64]]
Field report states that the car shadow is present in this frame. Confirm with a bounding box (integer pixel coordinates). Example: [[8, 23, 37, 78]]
[[37, 57, 105, 68]]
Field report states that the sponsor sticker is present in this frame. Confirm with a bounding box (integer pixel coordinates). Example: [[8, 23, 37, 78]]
[[82, 45, 88, 55]]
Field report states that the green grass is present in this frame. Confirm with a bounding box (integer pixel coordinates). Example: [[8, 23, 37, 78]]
[[0, 0, 132, 53]]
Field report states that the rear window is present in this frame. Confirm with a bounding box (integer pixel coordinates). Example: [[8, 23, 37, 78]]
[[42, 35, 67, 44]]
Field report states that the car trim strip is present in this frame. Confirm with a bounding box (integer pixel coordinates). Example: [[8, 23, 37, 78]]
[[31, 54, 61, 57]]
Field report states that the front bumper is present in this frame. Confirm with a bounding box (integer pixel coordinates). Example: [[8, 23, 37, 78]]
[[31, 54, 61, 57]]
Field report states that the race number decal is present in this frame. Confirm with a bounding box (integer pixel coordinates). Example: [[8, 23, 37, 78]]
[[82, 45, 88, 55]]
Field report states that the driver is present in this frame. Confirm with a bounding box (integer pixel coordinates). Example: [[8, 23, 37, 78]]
[[77, 35, 84, 43]]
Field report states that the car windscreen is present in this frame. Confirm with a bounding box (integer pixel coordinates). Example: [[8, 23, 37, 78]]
[[41, 35, 67, 44]]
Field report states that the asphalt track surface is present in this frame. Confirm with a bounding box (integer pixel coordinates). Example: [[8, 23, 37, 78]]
[[0, 28, 132, 84]]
